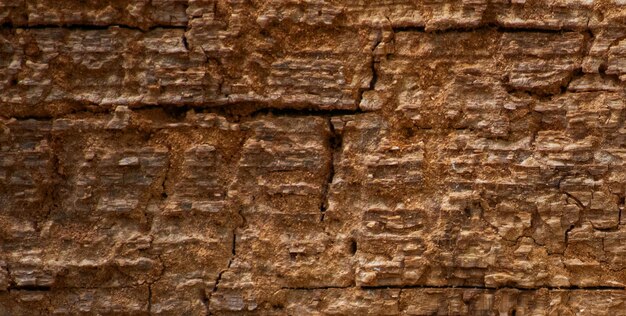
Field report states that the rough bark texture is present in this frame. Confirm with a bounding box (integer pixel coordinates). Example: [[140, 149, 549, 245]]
[[2, 0, 626, 315]]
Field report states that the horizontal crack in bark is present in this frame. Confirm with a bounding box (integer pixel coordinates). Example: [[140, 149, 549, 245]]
[[1, 23, 186, 32], [393, 24, 589, 34], [277, 284, 626, 291]]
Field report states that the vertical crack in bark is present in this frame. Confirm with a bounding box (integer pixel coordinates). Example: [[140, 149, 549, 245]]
[[210, 239, 234, 295], [206, 126, 251, 314], [619, 196, 624, 227], [182, 33, 189, 51], [208, 236, 234, 314], [561, 189, 586, 246], [147, 285, 153, 313], [208, 204, 243, 313], [144, 137, 171, 313], [160, 144, 172, 201], [355, 30, 382, 108], [146, 253, 166, 314], [320, 118, 341, 222], [38, 135, 62, 232]]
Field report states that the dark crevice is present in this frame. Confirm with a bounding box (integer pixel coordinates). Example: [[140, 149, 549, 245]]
[[201, 291, 210, 315], [563, 191, 585, 211], [209, 266, 229, 312], [368, 57, 379, 91], [392, 26, 427, 33], [2, 23, 187, 32], [281, 285, 353, 290], [3, 104, 365, 122], [208, 208, 242, 312], [368, 60, 379, 92], [596, 64, 622, 82], [349, 239, 357, 256], [561, 190, 585, 245], [583, 28, 595, 56], [4, 22, 587, 34], [355, 30, 382, 109], [211, 261, 232, 292], [359, 284, 626, 291], [564, 224, 576, 245], [231, 231, 236, 257], [158, 142, 171, 196], [1, 103, 109, 121], [9, 285, 52, 291], [37, 138, 63, 232], [320, 118, 341, 221], [247, 107, 363, 119], [148, 286, 153, 314], [9, 285, 144, 291], [393, 24, 587, 34], [160, 104, 190, 120], [619, 196, 625, 225], [593, 225, 621, 232], [562, 67, 584, 93], [599, 63, 609, 74], [5, 114, 60, 121], [281, 284, 626, 291], [145, 254, 166, 314], [182, 34, 190, 51]]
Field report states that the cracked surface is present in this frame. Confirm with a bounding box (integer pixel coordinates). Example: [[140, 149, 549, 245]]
[[4, 0, 626, 315]]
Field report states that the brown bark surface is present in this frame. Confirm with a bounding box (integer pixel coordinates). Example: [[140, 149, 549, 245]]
[[2, 1, 626, 315]]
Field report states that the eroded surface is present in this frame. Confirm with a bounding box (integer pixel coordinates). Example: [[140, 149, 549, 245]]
[[3, 1, 626, 315]]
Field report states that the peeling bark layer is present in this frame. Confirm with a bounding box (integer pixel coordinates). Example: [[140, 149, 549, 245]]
[[3, 1, 626, 315]]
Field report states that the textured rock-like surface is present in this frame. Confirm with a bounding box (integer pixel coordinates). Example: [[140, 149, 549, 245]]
[[4, 1, 626, 315]]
